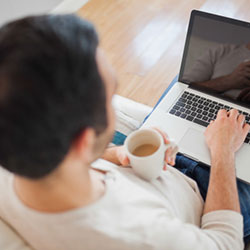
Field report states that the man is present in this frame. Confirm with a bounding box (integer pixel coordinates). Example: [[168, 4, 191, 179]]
[[0, 14, 249, 250]]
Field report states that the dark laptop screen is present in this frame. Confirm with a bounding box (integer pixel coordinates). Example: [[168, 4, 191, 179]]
[[179, 10, 250, 108]]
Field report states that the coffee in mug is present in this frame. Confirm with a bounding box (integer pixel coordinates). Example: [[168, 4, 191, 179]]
[[132, 144, 159, 157], [125, 128, 178, 181]]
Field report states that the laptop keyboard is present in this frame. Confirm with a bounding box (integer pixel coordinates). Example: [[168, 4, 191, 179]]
[[169, 91, 250, 144]]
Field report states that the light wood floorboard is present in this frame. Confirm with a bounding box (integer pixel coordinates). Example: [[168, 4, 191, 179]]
[[78, 0, 250, 106]]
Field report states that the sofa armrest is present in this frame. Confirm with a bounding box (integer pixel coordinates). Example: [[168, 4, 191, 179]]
[[111, 95, 152, 146]]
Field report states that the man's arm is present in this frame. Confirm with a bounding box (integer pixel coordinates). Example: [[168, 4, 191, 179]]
[[204, 109, 250, 214], [101, 146, 125, 165], [192, 75, 234, 93], [203, 146, 240, 214]]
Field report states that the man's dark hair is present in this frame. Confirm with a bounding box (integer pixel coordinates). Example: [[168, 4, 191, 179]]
[[0, 14, 107, 179]]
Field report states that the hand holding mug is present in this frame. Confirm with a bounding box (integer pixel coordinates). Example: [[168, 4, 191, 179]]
[[116, 128, 177, 168], [122, 128, 178, 181]]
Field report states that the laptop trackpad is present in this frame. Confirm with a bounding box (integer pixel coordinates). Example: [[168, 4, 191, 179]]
[[179, 128, 210, 161]]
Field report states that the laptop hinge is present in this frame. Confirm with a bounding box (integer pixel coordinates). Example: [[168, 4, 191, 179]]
[[179, 152, 211, 169], [181, 152, 200, 163]]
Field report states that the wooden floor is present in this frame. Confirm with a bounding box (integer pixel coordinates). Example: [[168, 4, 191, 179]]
[[78, 0, 250, 107]]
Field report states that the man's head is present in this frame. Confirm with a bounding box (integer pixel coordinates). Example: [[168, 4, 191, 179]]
[[0, 14, 115, 179]]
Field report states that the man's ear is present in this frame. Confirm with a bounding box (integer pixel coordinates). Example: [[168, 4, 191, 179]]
[[72, 128, 96, 163]]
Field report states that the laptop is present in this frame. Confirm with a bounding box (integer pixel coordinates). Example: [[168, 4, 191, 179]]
[[142, 10, 250, 183]]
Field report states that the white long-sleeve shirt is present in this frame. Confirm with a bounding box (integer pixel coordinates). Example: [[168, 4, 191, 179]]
[[0, 159, 244, 250]]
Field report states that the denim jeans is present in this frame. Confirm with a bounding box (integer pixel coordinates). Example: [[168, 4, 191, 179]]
[[175, 154, 250, 244]]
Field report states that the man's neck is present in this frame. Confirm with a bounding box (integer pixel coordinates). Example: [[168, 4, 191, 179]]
[[14, 162, 105, 213]]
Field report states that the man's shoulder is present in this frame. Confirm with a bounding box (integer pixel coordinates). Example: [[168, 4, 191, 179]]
[[211, 44, 241, 59], [0, 167, 13, 217], [0, 166, 12, 182], [0, 167, 13, 202]]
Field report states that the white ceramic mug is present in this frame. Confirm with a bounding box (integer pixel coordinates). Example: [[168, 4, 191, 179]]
[[124, 128, 178, 181]]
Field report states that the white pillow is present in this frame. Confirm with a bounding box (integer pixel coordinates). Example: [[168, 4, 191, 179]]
[[0, 218, 33, 250]]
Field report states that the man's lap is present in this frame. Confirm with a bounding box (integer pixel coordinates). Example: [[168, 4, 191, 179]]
[[175, 154, 250, 244]]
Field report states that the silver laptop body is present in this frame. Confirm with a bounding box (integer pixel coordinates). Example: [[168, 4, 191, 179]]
[[143, 10, 250, 183]]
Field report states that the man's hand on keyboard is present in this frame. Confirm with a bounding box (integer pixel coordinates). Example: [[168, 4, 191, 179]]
[[204, 109, 250, 155]]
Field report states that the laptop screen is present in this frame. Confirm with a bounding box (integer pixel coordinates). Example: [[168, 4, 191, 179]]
[[179, 10, 250, 108]]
